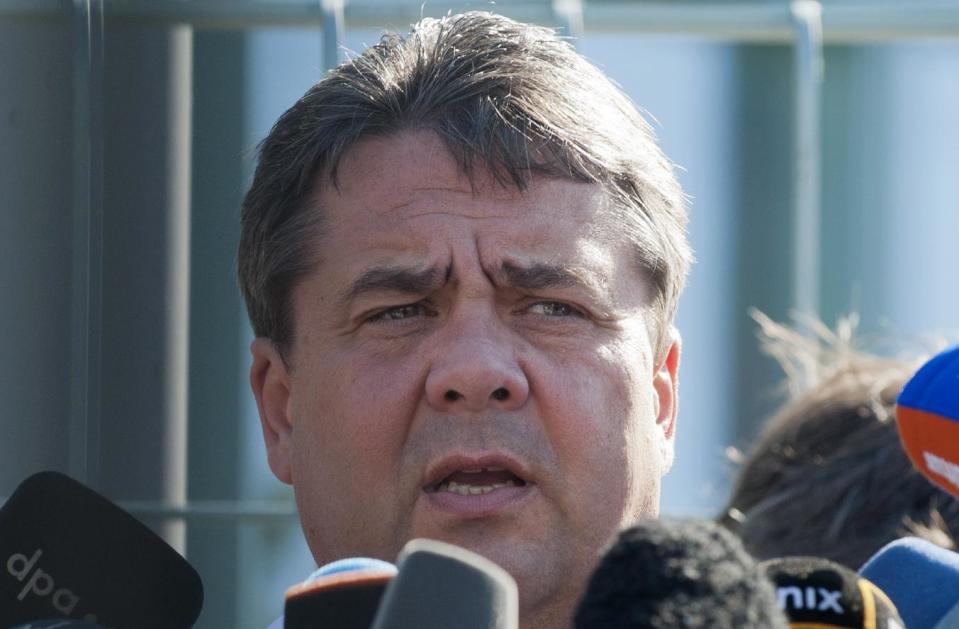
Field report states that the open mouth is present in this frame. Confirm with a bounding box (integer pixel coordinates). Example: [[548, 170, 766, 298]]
[[427, 467, 528, 496]]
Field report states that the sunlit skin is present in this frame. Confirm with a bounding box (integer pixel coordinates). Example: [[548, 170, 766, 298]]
[[251, 130, 680, 629]]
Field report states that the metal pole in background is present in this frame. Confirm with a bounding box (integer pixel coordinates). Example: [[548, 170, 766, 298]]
[[69, 0, 104, 489], [96, 17, 193, 554], [552, 0, 585, 42], [790, 0, 824, 323], [320, 0, 343, 71]]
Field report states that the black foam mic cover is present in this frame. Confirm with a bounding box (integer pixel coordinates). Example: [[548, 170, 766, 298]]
[[0, 471, 203, 628], [574, 518, 788, 629]]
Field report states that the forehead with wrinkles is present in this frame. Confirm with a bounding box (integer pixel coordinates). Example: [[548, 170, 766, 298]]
[[295, 134, 651, 329], [314, 131, 621, 246]]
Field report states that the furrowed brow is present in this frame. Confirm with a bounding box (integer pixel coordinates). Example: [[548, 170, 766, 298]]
[[498, 261, 597, 293], [341, 266, 444, 303]]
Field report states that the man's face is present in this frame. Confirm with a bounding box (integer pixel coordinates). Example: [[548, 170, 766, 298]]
[[251, 130, 679, 623]]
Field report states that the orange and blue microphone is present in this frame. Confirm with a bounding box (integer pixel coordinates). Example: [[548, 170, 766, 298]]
[[895, 344, 959, 498]]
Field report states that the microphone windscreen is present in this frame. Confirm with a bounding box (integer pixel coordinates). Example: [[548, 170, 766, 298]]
[[860, 537, 959, 629], [0, 471, 203, 628], [895, 345, 959, 497], [371, 538, 519, 629], [574, 518, 788, 629], [283, 558, 397, 629], [760, 556, 903, 628]]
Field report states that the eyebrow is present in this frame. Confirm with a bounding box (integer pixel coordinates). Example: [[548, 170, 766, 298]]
[[340, 260, 602, 304], [496, 261, 597, 293], [341, 265, 446, 303]]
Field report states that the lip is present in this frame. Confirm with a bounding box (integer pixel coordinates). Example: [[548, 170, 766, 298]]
[[422, 453, 533, 490], [422, 453, 536, 518]]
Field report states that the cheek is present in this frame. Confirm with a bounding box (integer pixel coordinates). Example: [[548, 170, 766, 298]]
[[534, 343, 640, 461], [291, 349, 423, 479], [561, 341, 651, 429], [289, 343, 441, 560], [538, 339, 658, 499]]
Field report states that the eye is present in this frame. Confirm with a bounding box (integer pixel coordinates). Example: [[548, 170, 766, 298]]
[[527, 301, 584, 318], [367, 303, 432, 323]]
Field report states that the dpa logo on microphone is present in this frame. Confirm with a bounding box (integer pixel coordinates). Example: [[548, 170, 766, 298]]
[[6, 548, 113, 627], [777, 586, 844, 614]]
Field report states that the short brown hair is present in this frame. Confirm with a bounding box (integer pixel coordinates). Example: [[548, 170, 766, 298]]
[[238, 11, 692, 359], [720, 312, 959, 569]]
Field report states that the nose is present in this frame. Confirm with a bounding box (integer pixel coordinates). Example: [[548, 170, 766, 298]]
[[425, 323, 529, 413]]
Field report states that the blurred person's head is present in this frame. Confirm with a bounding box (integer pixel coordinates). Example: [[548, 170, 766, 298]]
[[720, 311, 959, 569], [239, 12, 692, 628]]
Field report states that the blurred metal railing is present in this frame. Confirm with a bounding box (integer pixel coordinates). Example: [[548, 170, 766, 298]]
[[4, 0, 959, 41]]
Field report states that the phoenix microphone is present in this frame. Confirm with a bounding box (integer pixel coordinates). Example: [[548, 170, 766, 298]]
[[895, 344, 959, 497], [282, 557, 397, 629], [370, 538, 519, 629], [574, 518, 788, 629], [0, 471, 203, 628], [760, 556, 903, 628], [860, 537, 959, 629]]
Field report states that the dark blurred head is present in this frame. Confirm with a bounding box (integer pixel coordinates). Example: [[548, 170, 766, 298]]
[[721, 312, 959, 569]]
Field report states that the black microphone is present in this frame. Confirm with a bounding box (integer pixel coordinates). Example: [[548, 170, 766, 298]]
[[0, 471, 203, 628], [283, 558, 397, 629], [761, 556, 904, 628], [370, 538, 519, 629], [574, 518, 789, 628]]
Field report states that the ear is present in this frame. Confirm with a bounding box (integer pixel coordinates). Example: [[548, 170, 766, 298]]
[[652, 328, 681, 472], [250, 337, 294, 484]]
